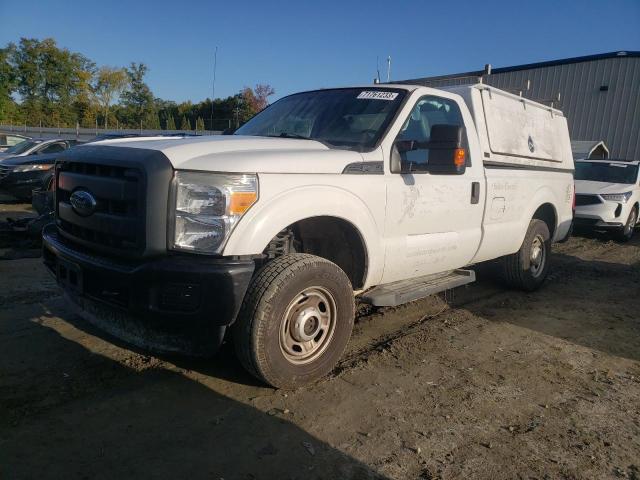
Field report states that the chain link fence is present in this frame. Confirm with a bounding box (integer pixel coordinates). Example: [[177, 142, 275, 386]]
[[0, 123, 230, 142]]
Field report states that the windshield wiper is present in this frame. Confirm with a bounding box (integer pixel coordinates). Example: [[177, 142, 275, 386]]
[[263, 132, 313, 140], [261, 132, 339, 149]]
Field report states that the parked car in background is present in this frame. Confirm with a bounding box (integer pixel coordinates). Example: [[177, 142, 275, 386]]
[[0, 139, 78, 200], [0, 133, 31, 152], [574, 159, 640, 241], [87, 133, 142, 142], [0, 138, 76, 161]]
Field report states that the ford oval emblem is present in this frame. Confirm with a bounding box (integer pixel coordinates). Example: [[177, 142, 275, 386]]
[[528, 135, 535, 153], [70, 190, 97, 217]]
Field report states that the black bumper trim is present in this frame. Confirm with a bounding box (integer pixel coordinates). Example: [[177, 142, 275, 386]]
[[43, 225, 255, 355]]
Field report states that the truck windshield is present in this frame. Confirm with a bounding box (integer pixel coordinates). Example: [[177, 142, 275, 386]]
[[234, 88, 407, 151], [575, 162, 639, 184]]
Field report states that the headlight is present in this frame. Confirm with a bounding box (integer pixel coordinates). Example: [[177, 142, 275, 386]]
[[12, 163, 54, 172], [169, 171, 258, 254], [601, 192, 632, 203]]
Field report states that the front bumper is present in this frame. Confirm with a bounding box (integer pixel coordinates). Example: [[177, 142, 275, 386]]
[[0, 170, 51, 200], [42, 225, 255, 355], [574, 201, 628, 229]]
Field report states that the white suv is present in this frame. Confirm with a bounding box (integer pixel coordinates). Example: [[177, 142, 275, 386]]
[[574, 160, 640, 241]]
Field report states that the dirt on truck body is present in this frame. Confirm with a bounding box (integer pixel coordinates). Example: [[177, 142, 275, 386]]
[[1, 202, 639, 480]]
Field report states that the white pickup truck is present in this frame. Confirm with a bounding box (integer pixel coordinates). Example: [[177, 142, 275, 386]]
[[43, 84, 574, 387]]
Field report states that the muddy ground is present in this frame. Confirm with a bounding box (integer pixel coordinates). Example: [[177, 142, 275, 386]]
[[1, 201, 639, 480]]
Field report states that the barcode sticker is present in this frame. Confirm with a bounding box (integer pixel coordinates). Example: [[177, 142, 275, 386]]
[[357, 91, 399, 101]]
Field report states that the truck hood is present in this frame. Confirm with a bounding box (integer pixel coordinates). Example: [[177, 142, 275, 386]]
[[81, 135, 364, 174], [575, 180, 636, 195]]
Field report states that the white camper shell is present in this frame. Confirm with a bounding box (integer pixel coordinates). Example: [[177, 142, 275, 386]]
[[445, 84, 574, 169]]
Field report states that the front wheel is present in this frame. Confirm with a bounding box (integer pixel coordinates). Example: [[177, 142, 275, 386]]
[[502, 219, 551, 291], [616, 207, 637, 242], [233, 254, 355, 389]]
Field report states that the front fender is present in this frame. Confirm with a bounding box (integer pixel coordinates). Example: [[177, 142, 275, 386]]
[[222, 177, 385, 288]]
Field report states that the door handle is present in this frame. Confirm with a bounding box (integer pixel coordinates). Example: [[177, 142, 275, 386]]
[[471, 182, 480, 204]]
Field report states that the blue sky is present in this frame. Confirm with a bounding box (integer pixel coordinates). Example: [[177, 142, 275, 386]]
[[1, 0, 639, 103]]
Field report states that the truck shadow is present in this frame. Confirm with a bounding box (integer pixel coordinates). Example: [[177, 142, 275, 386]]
[[53, 303, 266, 388], [1, 300, 388, 480], [459, 252, 640, 362]]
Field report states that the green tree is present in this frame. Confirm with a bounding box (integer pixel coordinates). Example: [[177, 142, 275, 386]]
[[93, 66, 128, 129], [196, 116, 205, 131], [0, 44, 17, 123], [180, 115, 191, 131], [9, 37, 95, 126], [166, 113, 176, 130], [147, 111, 161, 130], [120, 62, 154, 127]]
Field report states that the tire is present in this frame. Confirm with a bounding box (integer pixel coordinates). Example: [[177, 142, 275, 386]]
[[502, 219, 551, 292], [233, 253, 355, 389], [616, 207, 637, 242]]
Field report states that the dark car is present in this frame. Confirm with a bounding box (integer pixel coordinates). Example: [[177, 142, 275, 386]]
[[86, 132, 142, 142], [0, 139, 77, 200]]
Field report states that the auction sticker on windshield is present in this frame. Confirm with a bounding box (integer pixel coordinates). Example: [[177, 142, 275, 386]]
[[357, 91, 399, 100]]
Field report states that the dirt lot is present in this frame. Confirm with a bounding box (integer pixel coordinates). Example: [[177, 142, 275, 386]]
[[1, 201, 639, 480]]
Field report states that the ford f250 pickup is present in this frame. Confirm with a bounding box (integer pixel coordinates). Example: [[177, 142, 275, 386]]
[[43, 84, 574, 388]]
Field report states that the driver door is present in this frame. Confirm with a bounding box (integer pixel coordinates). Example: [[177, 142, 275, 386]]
[[382, 95, 484, 284]]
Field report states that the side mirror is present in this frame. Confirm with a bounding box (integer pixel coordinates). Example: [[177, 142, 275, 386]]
[[426, 124, 466, 175], [390, 141, 418, 174]]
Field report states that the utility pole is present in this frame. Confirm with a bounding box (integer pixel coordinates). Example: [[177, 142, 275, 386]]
[[210, 46, 218, 134], [386, 56, 391, 83]]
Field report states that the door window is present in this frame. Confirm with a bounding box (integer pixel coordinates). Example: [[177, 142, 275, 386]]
[[396, 96, 467, 167], [6, 135, 26, 146], [39, 142, 66, 154]]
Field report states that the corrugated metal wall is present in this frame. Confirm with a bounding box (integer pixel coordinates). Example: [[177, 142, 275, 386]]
[[406, 56, 640, 160]]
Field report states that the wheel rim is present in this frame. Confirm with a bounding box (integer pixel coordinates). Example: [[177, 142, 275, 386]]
[[530, 234, 546, 278], [624, 210, 637, 236], [279, 286, 337, 365]]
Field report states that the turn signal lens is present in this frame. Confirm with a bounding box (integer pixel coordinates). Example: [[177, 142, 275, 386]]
[[229, 191, 258, 215], [454, 148, 466, 167]]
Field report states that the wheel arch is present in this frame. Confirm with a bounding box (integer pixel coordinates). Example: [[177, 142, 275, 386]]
[[532, 202, 558, 239], [223, 185, 383, 289]]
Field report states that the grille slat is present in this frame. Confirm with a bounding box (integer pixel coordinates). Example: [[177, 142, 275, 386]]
[[0, 165, 13, 179], [575, 194, 602, 206], [56, 160, 145, 255]]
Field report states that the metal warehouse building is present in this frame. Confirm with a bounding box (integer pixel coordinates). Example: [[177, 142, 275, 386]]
[[400, 51, 640, 160]]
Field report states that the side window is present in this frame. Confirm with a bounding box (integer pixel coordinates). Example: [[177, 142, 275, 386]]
[[40, 143, 66, 154], [396, 96, 467, 166], [7, 135, 25, 146]]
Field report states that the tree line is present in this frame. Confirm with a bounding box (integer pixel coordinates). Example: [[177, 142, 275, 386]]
[[0, 38, 275, 131]]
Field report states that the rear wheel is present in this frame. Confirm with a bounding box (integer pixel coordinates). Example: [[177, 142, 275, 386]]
[[616, 207, 637, 242], [233, 253, 355, 389], [502, 219, 551, 291]]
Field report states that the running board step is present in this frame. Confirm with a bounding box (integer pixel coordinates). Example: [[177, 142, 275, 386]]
[[360, 269, 475, 307]]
